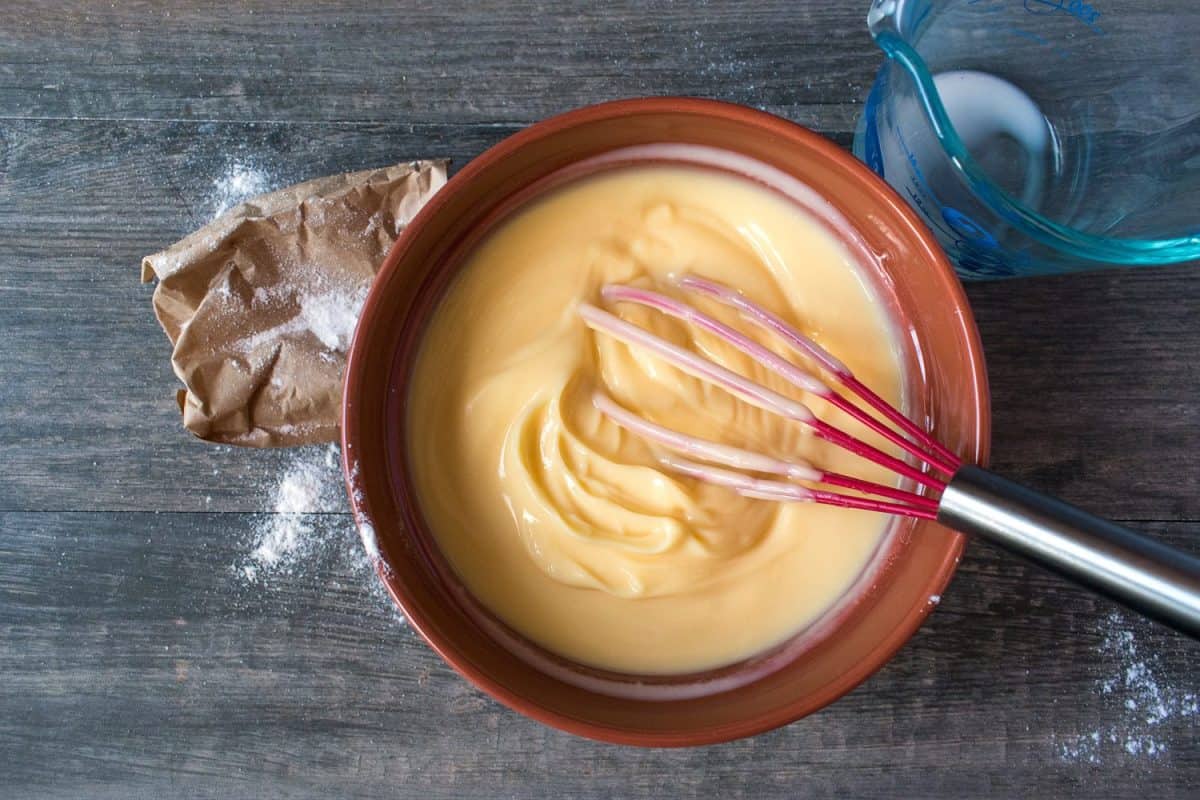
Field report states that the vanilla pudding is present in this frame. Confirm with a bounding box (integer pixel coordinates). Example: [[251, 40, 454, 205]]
[[408, 165, 904, 674]]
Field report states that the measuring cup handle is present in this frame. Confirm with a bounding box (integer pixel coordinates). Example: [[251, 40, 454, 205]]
[[938, 466, 1200, 639]]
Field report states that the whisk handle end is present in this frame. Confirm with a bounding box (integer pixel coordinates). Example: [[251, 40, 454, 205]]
[[938, 466, 1200, 640]]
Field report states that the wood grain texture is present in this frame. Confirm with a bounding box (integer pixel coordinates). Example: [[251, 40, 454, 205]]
[[1, 512, 1196, 799], [1, 1, 1197, 798], [0, 0, 875, 130]]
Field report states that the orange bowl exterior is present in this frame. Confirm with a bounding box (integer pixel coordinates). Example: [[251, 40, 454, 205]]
[[342, 98, 990, 746]]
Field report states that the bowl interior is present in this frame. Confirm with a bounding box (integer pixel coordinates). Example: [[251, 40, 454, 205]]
[[342, 98, 990, 746]]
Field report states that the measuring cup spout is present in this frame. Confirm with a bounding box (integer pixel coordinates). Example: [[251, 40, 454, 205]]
[[867, 0, 904, 38]]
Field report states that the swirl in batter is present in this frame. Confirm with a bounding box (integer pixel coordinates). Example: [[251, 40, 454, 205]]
[[409, 166, 903, 674]]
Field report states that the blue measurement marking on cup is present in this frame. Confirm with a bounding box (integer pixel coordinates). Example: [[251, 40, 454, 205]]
[[1023, 0, 1101, 25], [893, 127, 1027, 277], [893, 127, 974, 245], [1022, 0, 1105, 34], [942, 207, 998, 248]]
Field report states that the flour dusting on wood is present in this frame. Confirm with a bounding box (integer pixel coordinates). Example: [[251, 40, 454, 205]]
[[243, 444, 343, 578], [237, 443, 402, 624], [1057, 611, 1196, 763], [210, 160, 276, 218]]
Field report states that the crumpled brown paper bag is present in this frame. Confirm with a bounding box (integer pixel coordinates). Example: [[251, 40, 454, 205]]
[[141, 160, 448, 447]]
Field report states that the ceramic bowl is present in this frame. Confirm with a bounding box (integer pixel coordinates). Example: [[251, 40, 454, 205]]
[[342, 98, 990, 746]]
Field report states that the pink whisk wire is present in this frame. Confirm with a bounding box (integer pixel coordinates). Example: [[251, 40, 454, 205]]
[[676, 275, 963, 473], [661, 454, 939, 521], [580, 278, 961, 521], [597, 284, 952, 488], [592, 391, 939, 515]]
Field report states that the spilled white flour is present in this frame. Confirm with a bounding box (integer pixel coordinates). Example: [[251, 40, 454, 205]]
[[210, 161, 274, 218], [244, 444, 343, 577], [344, 456, 381, 563], [1057, 611, 1196, 763], [238, 282, 370, 357], [300, 285, 370, 353], [237, 443, 402, 624]]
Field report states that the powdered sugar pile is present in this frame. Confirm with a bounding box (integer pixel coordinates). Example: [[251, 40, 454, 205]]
[[1057, 611, 1196, 763]]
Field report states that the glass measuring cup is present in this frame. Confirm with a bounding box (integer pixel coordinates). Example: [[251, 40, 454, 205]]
[[853, 0, 1200, 278]]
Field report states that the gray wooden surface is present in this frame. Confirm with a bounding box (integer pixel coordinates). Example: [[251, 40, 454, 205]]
[[1, 2, 1197, 798]]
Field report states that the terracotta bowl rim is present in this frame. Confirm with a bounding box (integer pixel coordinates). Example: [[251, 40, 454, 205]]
[[342, 96, 991, 746]]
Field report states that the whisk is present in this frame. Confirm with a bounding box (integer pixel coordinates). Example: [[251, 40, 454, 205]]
[[579, 275, 1200, 639]]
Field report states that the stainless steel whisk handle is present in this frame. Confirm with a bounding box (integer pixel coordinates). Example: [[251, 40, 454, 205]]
[[938, 466, 1200, 640]]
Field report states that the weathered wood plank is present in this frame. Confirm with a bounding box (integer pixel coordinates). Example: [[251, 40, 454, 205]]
[[1, 511, 1196, 799], [0, 1, 877, 131], [965, 267, 1200, 519], [2, 2, 1199, 796]]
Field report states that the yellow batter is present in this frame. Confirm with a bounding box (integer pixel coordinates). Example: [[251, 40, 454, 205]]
[[408, 166, 903, 674]]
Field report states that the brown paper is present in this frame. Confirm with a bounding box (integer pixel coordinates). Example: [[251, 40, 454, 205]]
[[141, 159, 448, 447]]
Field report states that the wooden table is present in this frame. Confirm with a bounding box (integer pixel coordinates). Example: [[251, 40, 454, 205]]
[[1, 3, 1196, 797]]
